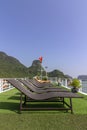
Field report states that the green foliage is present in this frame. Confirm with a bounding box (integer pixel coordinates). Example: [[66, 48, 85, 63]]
[[0, 52, 28, 78], [42, 76, 47, 80], [70, 78, 81, 88], [28, 60, 42, 77], [48, 69, 65, 78], [0, 51, 72, 79]]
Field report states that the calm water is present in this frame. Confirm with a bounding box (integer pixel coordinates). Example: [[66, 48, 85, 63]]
[[81, 80, 87, 93]]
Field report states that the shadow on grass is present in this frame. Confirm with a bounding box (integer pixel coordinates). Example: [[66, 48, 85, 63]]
[[8, 95, 20, 100], [0, 101, 20, 113], [0, 100, 69, 114], [0, 89, 71, 114]]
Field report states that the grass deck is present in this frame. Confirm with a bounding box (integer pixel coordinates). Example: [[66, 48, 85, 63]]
[[0, 88, 87, 130]]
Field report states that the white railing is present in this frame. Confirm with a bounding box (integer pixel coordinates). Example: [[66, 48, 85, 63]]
[[1, 77, 87, 95], [0, 78, 14, 93]]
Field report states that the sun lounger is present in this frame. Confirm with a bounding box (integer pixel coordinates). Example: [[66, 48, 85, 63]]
[[30, 78, 53, 88], [18, 79, 69, 93], [7, 79, 83, 114], [18, 79, 71, 107]]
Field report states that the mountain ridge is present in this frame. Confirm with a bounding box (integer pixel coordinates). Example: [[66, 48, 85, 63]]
[[0, 51, 72, 79]]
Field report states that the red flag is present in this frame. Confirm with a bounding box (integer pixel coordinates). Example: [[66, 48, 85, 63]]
[[39, 56, 43, 63]]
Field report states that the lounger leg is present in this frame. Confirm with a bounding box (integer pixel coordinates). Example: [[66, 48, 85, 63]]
[[70, 98, 73, 114], [23, 95, 26, 106], [63, 98, 64, 106], [19, 93, 23, 113]]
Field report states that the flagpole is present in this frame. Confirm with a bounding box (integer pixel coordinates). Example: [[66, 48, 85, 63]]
[[41, 63, 42, 80], [39, 56, 43, 80], [45, 66, 48, 79]]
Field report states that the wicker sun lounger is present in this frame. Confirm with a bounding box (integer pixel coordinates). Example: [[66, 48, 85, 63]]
[[18, 79, 69, 93], [30, 78, 53, 88], [18, 79, 70, 108], [7, 79, 83, 114]]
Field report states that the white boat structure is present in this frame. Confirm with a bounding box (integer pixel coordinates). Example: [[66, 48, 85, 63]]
[[0, 77, 87, 95], [0, 79, 14, 93]]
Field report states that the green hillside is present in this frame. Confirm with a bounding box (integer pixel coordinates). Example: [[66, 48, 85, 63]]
[[0, 52, 28, 78], [28, 60, 45, 78], [0, 51, 72, 79]]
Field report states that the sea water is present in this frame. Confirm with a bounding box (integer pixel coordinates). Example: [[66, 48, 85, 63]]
[[81, 80, 87, 93]]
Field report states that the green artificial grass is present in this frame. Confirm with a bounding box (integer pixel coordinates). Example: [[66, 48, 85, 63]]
[[0, 88, 87, 130], [0, 114, 87, 130]]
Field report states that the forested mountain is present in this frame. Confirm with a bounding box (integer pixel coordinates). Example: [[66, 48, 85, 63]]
[[0, 52, 28, 78], [27, 60, 45, 77], [0, 51, 72, 79], [48, 69, 65, 78]]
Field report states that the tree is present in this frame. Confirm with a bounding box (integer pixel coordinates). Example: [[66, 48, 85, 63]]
[[70, 78, 81, 93]]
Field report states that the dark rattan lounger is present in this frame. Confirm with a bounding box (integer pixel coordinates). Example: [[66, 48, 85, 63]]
[[18, 79, 69, 93], [7, 79, 83, 114], [30, 79, 53, 88]]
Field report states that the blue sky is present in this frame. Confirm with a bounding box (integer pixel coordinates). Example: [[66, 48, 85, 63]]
[[0, 0, 87, 78]]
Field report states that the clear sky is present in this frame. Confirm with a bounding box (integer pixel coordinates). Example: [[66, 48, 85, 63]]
[[0, 0, 87, 78]]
